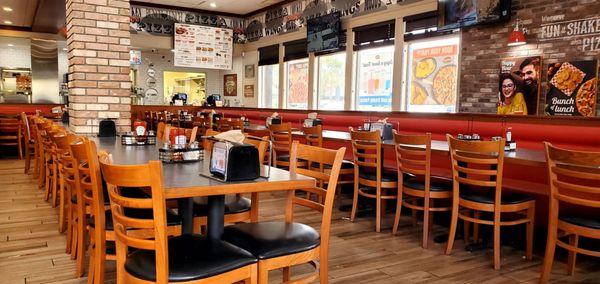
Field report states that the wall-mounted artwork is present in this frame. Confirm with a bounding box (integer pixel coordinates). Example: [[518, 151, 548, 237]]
[[224, 74, 238, 96], [244, 85, 254, 98], [498, 56, 542, 116], [545, 60, 598, 117], [245, 64, 255, 79]]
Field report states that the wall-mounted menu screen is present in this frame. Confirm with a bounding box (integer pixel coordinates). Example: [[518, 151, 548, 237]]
[[174, 23, 233, 70]]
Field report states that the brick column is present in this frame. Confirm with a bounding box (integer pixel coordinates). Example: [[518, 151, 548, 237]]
[[66, 0, 132, 134]]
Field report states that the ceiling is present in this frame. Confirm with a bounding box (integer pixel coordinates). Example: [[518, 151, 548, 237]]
[[133, 0, 286, 16], [0, 0, 39, 27], [0, 0, 65, 33]]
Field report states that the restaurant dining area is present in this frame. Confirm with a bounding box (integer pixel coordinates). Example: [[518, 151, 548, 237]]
[[0, 0, 599, 283]]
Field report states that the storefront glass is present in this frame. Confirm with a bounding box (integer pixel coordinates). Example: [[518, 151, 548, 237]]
[[259, 64, 279, 108], [355, 45, 394, 111], [316, 52, 345, 110]]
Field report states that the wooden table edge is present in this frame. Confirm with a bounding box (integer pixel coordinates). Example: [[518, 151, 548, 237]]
[[164, 178, 316, 199]]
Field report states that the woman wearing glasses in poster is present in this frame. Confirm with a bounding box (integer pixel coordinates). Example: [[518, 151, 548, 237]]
[[498, 73, 528, 115]]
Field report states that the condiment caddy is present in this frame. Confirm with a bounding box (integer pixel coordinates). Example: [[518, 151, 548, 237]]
[[158, 141, 204, 163], [121, 130, 157, 145]]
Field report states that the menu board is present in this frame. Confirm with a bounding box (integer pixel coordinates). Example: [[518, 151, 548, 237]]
[[545, 60, 598, 117], [406, 36, 459, 113], [174, 23, 233, 70]]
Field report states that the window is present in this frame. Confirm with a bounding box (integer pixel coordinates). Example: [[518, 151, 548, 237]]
[[316, 52, 346, 110], [285, 58, 309, 109], [258, 64, 279, 108], [404, 35, 459, 113], [355, 45, 394, 111]]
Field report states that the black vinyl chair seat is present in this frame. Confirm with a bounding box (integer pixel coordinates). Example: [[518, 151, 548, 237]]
[[88, 208, 181, 231], [403, 176, 452, 192], [359, 170, 398, 182], [124, 234, 256, 282], [559, 215, 600, 229], [193, 197, 251, 217], [310, 160, 354, 170], [459, 188, 534, 205], [222, 221, 320, 260]]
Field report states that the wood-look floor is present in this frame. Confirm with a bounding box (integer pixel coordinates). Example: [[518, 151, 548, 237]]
[[0, 159, 598, 284]]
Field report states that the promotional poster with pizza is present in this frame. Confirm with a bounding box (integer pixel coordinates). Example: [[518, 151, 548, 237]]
[[499, 56, 541, 116], [545, 60, 598, 117], [407, 37, 459, 113]]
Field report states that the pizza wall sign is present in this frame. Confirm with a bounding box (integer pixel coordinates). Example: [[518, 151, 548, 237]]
[[545, 60, 598, 117]]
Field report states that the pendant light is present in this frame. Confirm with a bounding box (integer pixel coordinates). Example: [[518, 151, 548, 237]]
[[508, 19, 526, 46]]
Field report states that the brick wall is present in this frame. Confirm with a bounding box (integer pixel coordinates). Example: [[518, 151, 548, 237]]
[[66, 0, 132, 134], [459, 0, 600, 115]]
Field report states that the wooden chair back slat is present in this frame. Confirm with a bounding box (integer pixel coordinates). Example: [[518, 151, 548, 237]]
[[448, 135, 505, 201], [545, 142, 600, 209], [302, 125, 323, 147], [448, 135, 504, 189], [351, 129, 382, 175], [269, 123, 292, 153]]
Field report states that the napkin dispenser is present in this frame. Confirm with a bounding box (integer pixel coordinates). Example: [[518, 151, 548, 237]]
[[303, 118, 322, 127], [209, 141, 260, 182], [266, 116, 281, 126], [366, 122, 393, 141]]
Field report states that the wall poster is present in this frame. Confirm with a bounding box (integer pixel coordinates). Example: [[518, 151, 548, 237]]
[[244, 85, 255, 98], [406, 36, 459, 113], [545, 60, 598, 117], [174, 23, 233, 70], [498, 56, 541, 115], [224, 74, 237, 96], [286, 60, 309, 109]]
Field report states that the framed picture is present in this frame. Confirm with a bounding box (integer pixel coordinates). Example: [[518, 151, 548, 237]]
[[498, 56, 542, 116], [244, 85, 254, 98], [223, 74, 237, 96], [245, 64, 255, 78]]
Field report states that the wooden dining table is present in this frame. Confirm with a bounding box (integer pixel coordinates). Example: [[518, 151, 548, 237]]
[[92, 136, 315, 240], [245, 124, 546, 167]]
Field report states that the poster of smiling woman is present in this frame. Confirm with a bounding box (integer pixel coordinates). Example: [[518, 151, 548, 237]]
[[498, 56, 542, 115]]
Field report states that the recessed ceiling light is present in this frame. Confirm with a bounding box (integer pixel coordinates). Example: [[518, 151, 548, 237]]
[[3, 20, 12, 25], [7, 44, 14, 47], [62, 48, 68, 51], [2, 7, 13, 12], [209, 2, 217, 8]]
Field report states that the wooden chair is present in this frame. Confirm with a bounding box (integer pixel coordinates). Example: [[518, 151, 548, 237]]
[[217, 119, 245, 132], [53, 133, 76, 233], [193, 131, 267, 230], [223, 141, 346, 284], [391, 132, 452, 248], [445, 135, 535, 270], [269, 123, 294, 169], [45, 127, 66, 206], [100, 158, 258, 283], [21, 113, 36, 174], [349, 129, 398, 232], [0, 118, 22, 158], [303, 125, 354, 203], [68, 138, 91, 277], [539, 143, 600, 283]]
